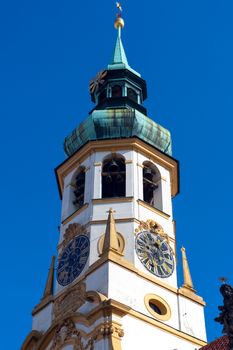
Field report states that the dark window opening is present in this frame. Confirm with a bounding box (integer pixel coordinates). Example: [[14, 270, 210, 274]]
[[102, 158, 126, 198], [143, 166, 158, 206], [73, 169, 85, 209], [112, 85, 122, 98], [127, 88, 138, 103], [98, 89, 107, 103], [149, 301, 162, 315]]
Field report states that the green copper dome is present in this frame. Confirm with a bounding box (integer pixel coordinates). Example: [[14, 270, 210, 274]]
[[64, 109, 172, 157]]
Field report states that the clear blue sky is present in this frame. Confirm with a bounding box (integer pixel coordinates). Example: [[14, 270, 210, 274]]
[[0, 0, 232, 348]]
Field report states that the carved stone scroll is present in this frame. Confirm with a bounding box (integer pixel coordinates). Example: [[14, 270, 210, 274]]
[[53, 282, 87, 320]]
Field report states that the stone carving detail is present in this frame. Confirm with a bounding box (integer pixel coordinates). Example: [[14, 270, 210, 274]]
[[51, 319, 96, 350], [51, 319, 80, 350], [215, 283, 233, 349], [53, 282, 87, 319], [50, 317, 124, 350], [99, 322, 124, 338], [135, 220, 171, 246], [59, 223, 87, 250]]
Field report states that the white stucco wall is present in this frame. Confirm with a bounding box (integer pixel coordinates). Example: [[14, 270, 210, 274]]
[[121, 315, 204, 350], [32, 303, 53, 333]]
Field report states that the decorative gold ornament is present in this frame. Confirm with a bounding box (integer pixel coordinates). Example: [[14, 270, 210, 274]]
[[59, 222, 87, 250], [135, 219, 173, 252], [114, 16, 124, 29], [115, 2, 124, 29]]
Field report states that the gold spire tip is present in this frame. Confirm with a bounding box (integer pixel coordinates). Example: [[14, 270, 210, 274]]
[[114, 2, 124, 29]]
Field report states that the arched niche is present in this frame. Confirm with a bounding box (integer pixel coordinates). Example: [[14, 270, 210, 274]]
[[102, 154, 126, 198], [142, 161, 162, 210], [63, 166, 86, 220], [72, 166, 86, 210]]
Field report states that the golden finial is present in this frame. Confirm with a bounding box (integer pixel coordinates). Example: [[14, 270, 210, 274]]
[[114, 2, 125, 29], [41, 255, 55, 300], [101, 208, 121, 255], [181, 247, 195, 291]]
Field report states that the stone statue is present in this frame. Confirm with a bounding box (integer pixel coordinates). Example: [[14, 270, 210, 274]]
[[215, 283, 233, 349]]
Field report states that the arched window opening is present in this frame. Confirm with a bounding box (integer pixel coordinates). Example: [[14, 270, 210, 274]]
[[143, 163, 160, 207], [73, 168, 85, 209], [127, 88, 138, 103], [112, 85, 122, 98], [102, 157, 126, 198], [98, 89, 107, 103]]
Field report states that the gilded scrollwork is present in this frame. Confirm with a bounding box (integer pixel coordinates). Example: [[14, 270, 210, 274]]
[[58, 223, 87, 250], [135, 219, 172, 250]]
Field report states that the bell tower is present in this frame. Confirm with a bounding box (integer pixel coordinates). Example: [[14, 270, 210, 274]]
[[21, 6, 207, 350]]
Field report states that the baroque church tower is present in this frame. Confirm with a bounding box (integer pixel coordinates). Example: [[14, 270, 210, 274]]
[[21, 8, 207, 350]]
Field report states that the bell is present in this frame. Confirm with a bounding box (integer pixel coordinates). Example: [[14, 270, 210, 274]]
[[149, 183, 158, 190], [74, 189, 81, 197], [105, 174, 112, 183], [108, 160, 119, 172], [143, 167, 153, 181], [116, 174, 124, 183], [76, 172, 85, 186]]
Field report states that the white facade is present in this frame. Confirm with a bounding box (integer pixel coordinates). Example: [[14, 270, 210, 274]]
[[22, 142, 207, 350]]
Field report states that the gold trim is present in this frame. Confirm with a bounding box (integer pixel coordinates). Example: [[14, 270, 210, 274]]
[[94, 162, 102, 166], [128, 308, 206, 346], [91, 299, 206, 346], [179, 286, 205, 304], [144, 294, 171, 321], [29, 297, 206, 350], [56, 138, 179, 198], [137, 163, 144, 168], [34, 317, 124, 350], [62, 203, 89, 225], [137, 199, 170, 219], [98, 232, 125, 256], [125, 160, 133, 164], [60, 250, 203, 306], [104, 299, 206, 346], [92, 197, 134, 204], [90, 217, 140, 226]]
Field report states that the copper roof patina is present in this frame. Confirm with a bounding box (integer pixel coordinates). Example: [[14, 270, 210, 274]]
[[64, 109, 172, 157]]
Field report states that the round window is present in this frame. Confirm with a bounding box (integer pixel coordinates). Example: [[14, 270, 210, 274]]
[[144, 294, 171, 321]]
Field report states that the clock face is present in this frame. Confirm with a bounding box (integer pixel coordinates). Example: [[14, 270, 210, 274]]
[[57, 235, 90, 286], [135, 231, 174, 278]]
